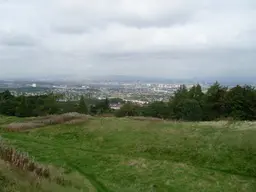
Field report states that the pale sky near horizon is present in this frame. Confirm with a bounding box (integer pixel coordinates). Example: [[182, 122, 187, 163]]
[[0, 0, 255, 79]]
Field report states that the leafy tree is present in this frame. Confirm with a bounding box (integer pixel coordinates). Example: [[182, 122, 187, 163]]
[[225, 85, 256, 120], [0, 90, 13, 100], [177, 99, 203, 121], [141, 101, 170, 119], [202, 82, 227, 120]]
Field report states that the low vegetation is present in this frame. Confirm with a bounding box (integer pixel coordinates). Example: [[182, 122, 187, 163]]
[[0, 116, 256, 191]]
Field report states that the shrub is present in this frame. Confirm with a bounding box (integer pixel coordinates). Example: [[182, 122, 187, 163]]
[[115, 103, 140, 117]]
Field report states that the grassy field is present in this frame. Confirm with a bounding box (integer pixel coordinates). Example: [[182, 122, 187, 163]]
[[1, 116, 256, 191]]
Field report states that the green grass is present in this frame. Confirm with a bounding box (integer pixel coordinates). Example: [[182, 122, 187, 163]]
[[1, 117, 256, 191], [0, 115, 26, 125]]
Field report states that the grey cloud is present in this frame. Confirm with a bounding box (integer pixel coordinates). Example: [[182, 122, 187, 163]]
[[91, 48, 256, 78], [0, 0, 255, 80], [52, 14, 192, 35], [52, 25, 90, 35], [107, 13, 192, 28], [50, 2, 196, 34], [0, 33, 37, 47]]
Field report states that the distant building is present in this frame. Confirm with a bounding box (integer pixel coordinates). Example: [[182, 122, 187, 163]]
[[123, 99, 149, 105], [110, 104, 122, 110], [32, 83, 37, 88]]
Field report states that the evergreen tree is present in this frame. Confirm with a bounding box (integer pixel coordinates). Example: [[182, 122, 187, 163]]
[[172, 84, 188, 101], [104, 98, 110, 111], [170, 84, 189, 119], [42, 93, 59, 114], [202, 82, 227, 120], [0, 90, 17, 116], [77, 96, 88, 114], [188, 84, 204, 101], [15, 95, 29, 117], [177, 99, 203, 121]]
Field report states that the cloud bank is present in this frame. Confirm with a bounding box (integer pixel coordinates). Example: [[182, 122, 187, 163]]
[[0, 0, 255, 79]]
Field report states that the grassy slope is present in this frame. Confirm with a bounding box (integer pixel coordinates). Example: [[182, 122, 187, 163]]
[[1, 117, 256, 191], [0, 159, 97, 192]]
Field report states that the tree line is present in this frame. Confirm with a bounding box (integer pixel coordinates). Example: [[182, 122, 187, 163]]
[[115, 82, 256, 121], [0, 91, 110, 117]]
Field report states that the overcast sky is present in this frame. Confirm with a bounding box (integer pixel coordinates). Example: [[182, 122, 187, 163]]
[[0, 0, 255, 80]]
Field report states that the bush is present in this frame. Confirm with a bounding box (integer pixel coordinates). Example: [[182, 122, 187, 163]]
[[140, 102, 170, 119], [115, 103, 140, 117]]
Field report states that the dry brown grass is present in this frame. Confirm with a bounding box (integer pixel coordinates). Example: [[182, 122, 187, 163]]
[[0, 141, 50, 178], [5, 113, 90, 132], [0, 141, 93, 191], [6, 122, 44, 132], [64, 117, 89, 125], [99, 113, 115, 117], [130, 116, 164, 121]]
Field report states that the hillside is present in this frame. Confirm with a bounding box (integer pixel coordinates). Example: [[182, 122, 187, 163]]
[[0, 116, 256, 191]]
